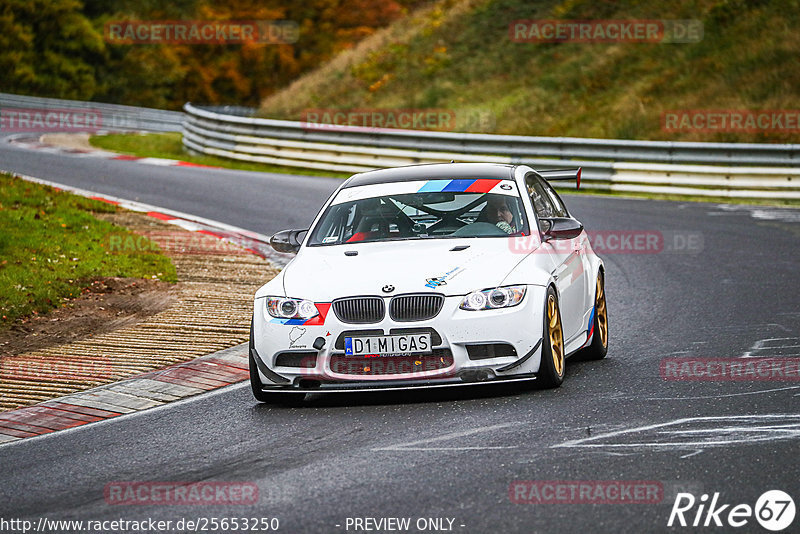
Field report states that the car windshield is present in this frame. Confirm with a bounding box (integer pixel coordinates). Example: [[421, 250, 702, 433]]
[[307, 178, 530, 246]]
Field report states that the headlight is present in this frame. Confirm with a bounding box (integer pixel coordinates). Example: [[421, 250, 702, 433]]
[[460, 285, 526, 311], [266, 297, 319, 319]]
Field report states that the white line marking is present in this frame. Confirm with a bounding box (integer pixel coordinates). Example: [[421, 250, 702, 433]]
[[379, 446, 517, 451], [646, 385, 800, 400], [742, 337, 800, 358], [552, 414, 800, 450], [582, 451, 639, 457], [553, 420, 689, 448], [556, 438, 791, 448], [658, 424, 800, 434], [372, 422, 519, 451]]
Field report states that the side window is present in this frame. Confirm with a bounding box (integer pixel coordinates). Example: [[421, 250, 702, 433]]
[[540, 179, 568, 218], [525, 174, 557, 230]]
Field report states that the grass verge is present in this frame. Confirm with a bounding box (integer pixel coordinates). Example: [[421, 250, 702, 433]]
[[89, 132, 350, 178], [0, 173, 177, 328]]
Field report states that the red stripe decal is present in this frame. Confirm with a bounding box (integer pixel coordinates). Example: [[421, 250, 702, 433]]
[[174, 161, 218, 168], [304, 303, 331, 326], [89, 196, 120, 205], [244, 248, 264, 258], [347, 232, 368, 243], [465, 179, 502, 193], [197, 229, 224, 239], [146, 211, 177, 221]]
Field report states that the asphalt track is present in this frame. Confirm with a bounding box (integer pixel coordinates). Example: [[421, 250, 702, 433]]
[[1, 136, 799, 533]]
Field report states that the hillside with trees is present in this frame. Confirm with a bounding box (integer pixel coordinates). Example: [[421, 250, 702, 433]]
[[0, 0, 424, 109], [258, 0, 800, 142]]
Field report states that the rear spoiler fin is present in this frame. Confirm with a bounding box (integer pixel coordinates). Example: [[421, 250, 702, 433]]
[[538, 168, 581, 190]]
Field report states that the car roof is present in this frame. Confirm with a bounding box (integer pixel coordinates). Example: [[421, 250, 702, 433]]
[[343, 163, 517, 188]]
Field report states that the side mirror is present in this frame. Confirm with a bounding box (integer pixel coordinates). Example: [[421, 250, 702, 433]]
[[270, 229, 307, 253], [541, 218, 583, 240]]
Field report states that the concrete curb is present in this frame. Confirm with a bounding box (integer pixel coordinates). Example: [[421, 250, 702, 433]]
[[0, 343, 248, 444], [0, 171, 295, 443], [7, 131, 219, 169]]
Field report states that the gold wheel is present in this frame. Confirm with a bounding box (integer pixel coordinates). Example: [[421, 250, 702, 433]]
[[595, 275, 608, 349], [547, 294, 564, 377]]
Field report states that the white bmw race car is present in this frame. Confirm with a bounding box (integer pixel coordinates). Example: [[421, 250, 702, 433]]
[[249, 163, 608, 402]]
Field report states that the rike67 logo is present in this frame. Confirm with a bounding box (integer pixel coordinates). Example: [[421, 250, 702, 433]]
[[668, 490, 795, 531]]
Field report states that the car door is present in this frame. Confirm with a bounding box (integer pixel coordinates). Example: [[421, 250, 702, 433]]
[[525, 173, 588, 343]]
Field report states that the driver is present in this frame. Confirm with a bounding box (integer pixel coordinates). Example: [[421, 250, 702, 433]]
[[485, 196, 515, 234]]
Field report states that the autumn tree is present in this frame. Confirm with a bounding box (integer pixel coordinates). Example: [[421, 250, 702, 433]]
[[0, 0, 105, 99], [1, 0, 425, 108]]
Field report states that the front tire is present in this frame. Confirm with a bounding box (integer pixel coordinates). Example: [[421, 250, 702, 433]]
[[536, 286, 565, 388]]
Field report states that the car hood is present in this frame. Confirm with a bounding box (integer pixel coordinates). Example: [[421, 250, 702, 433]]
[[280, 238, 536, 301]]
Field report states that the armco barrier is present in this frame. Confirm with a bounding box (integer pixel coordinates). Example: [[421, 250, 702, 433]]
[[183, 103, 800, 199], [3, 94, 797, 199], [1, 92, 183, 133]]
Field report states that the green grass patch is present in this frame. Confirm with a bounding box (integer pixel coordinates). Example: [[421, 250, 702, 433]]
[[0, 173, 177, 329], [89, 132, 350, 179]]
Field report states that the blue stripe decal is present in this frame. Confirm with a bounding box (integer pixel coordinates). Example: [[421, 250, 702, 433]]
[[587, 307, 595, 334], [270, 318, 306, 325], [417, 180, 450, 193], [442, 179, 476, 192]]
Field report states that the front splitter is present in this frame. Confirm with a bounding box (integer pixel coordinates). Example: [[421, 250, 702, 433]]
[[259, 373, 537, 394]]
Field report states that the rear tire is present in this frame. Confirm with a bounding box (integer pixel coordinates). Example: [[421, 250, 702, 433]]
[[249, 318, 306, 406], [536, 286, 565, 388], [582, 271, 608, 361]]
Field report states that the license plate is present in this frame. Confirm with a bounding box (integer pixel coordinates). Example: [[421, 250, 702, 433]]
[[344, 334, 432, 357]]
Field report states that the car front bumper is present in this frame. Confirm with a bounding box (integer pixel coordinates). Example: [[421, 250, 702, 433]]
[[251, 285, 546, 392]]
